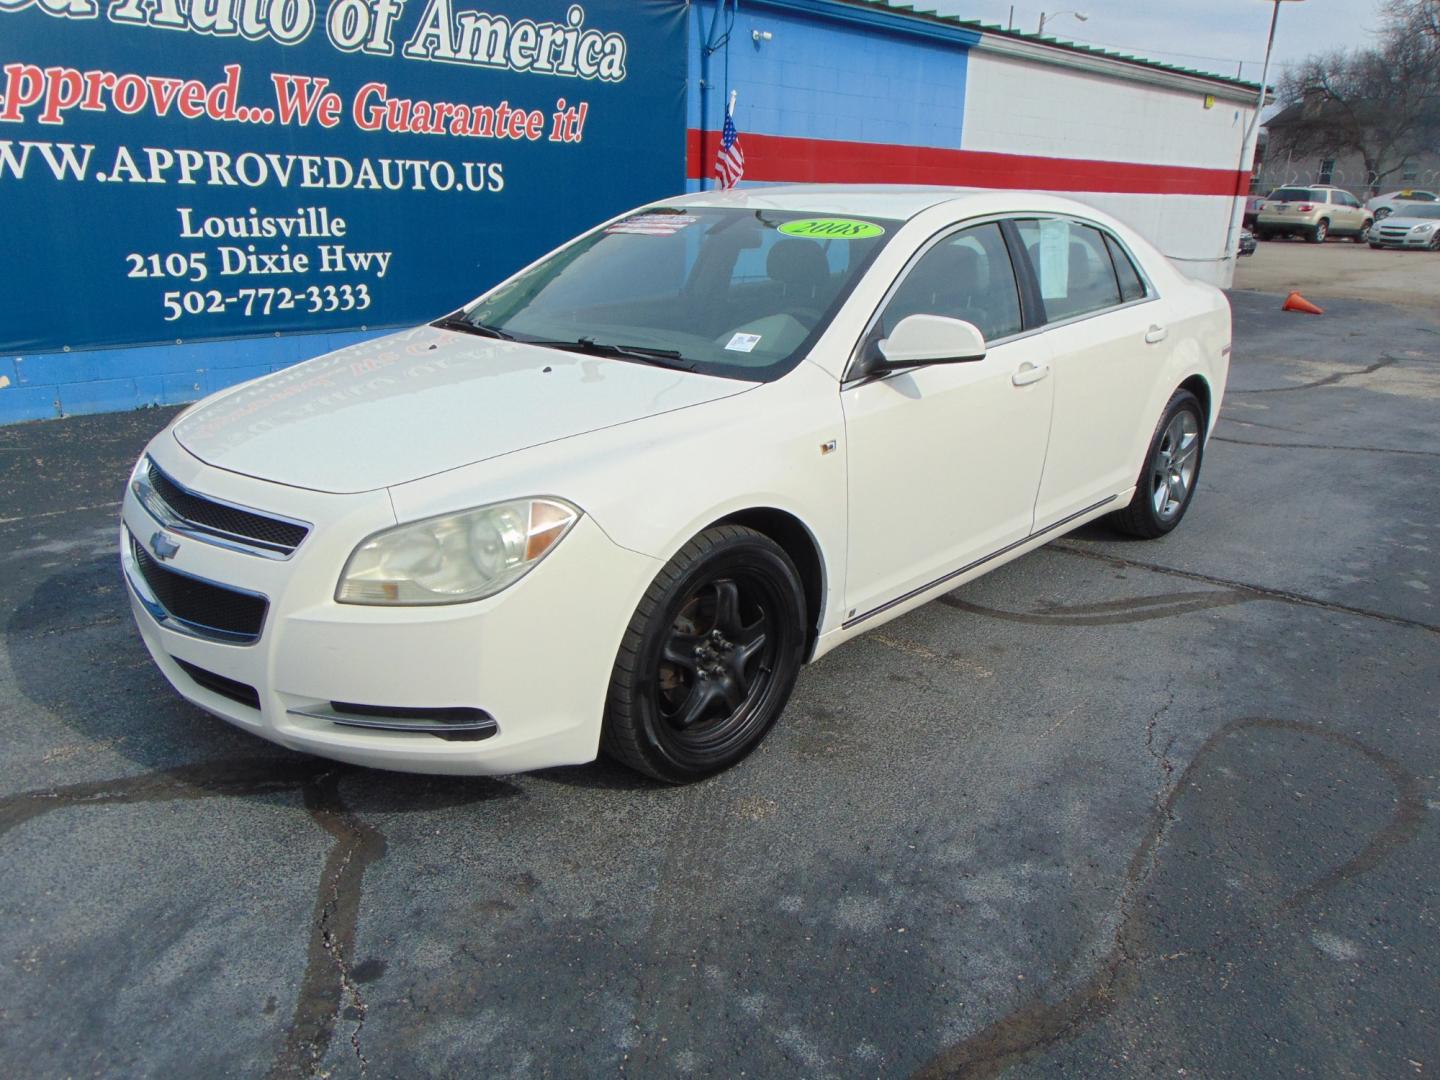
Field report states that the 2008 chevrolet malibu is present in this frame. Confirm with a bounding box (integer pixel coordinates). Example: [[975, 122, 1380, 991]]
[[122, 186, 1231, 783]]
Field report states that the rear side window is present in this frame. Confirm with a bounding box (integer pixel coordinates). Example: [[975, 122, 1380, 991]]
[[879, 222, 1023, 342], [1104, 234, 1147, 302], [1270, 188, 1319, 202], [1015, 220, 1121, 322]]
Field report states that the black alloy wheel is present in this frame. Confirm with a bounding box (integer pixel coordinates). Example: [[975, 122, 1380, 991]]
[[602, 526, 806, 783]]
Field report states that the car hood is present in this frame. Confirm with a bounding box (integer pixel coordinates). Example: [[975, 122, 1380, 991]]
[[1377, 214, 1440, 229], [172, 325, 756, 493]]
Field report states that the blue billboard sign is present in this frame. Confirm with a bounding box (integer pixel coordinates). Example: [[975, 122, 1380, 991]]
[[0, 0, 688, 353]]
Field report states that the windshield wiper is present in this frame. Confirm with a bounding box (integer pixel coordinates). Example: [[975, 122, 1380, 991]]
[[539, 337, 694, 370], [431, 313, 515, 340]]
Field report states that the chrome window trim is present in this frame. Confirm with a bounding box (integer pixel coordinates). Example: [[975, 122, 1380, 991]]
[[841, 212, 1157, 388], [122, 528, 269, 647], [134, 456, 312, 561]]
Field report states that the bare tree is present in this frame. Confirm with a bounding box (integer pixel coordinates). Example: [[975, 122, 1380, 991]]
[[1268, 2, 1440, 194]]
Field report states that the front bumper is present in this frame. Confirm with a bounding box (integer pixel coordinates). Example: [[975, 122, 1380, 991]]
[[122, 438, 660, 775], [1370, 230, 1437, 248]]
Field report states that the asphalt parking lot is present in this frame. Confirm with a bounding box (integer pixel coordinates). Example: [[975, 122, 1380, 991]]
[[1234, 235, 1440, 313], [2, 289, 1438, 1078]]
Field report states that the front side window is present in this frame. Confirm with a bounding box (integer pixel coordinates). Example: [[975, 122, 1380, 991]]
[[1015, 220, 1122, 322], [460, 207, 897, 381], [876, 222, 1023, 343]]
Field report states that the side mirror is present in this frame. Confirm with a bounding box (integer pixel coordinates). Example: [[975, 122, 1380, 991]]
[[876, 314, 988, 369]]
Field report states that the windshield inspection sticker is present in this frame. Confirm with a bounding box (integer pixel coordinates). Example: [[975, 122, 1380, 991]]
[[606, 213, 698, 236], [725, 332, 763, 353], [778, 218, 885, 240]]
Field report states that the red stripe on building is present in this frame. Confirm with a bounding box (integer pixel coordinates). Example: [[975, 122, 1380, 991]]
[[686, 129, 1247, 197]]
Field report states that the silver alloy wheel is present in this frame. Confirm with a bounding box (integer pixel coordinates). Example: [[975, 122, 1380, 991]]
[[1151, 411, 1200, 522]]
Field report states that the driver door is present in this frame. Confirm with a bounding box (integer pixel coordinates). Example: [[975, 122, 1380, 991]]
[[841, 221, 1055, 622]]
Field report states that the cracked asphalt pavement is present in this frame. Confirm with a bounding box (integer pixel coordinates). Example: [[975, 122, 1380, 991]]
[[1, 290, 1437, 1078]]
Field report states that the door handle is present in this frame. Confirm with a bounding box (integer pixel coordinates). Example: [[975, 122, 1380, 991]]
[[1144, 324, 1169, 345], [1011, 362, 1049, 387]]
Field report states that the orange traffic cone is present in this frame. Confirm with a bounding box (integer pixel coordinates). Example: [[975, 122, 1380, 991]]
[[1282, 291, 1324, 315]]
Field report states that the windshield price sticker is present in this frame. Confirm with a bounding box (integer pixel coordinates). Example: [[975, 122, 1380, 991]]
[[606, 213, 698, 236], [725, 332, 762, 353], [778, 219, 885, 240]]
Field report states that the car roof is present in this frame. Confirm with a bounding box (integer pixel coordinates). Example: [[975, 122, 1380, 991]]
[[657, 184, 1119, 223]]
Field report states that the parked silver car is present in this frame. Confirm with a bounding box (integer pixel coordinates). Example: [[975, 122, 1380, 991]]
[[1367, 189, 1438, 221], [1369, 204, 1440, 250]]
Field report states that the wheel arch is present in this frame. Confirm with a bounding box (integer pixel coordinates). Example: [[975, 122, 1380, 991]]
[[1179, 373, 1212, 431], [709, 507, 827, 661]]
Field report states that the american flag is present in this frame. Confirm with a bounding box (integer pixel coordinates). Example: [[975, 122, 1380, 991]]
[[715, 103, 745, 189]]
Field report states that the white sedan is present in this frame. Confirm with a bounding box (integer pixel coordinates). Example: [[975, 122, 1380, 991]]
[[121, 187, 1231, 782], [1368, 189, 1438, 220]]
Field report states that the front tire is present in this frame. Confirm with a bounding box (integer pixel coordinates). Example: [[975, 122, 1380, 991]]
[[1354, 221, 1372, 244], [601, 526, 806, 783], [1106, 390, 1205, 539]]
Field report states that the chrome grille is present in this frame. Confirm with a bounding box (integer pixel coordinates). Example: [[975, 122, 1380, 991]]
[[141, 459, 309, 557]]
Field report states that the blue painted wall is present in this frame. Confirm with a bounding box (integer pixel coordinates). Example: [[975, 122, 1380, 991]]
[[688, 0, 974, 183]]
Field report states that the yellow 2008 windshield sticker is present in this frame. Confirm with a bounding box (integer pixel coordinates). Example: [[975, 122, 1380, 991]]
[[778, 219, 885, 239]]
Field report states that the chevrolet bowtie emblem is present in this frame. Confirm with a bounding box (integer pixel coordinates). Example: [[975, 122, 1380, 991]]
[[151, 531, 180, 561]]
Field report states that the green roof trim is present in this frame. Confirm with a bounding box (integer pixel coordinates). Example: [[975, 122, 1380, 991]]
[[843, 0, 1265, 93]]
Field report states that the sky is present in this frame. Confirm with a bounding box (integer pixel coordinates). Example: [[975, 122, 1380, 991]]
[[924, 0, 1388, 85]]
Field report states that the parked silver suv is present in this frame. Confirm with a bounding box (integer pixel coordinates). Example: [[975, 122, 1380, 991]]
[[1255, 185, 1373, 244]]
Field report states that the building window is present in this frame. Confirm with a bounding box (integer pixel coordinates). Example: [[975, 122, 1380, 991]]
[[1403, 164, 1419, 183], [1318, 159, 1335, 184]]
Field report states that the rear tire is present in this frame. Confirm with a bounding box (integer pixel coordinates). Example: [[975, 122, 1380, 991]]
[[1310, 219, 1329, 243], [601, 526, 806, 783], [1106, 390, 1206, 540]]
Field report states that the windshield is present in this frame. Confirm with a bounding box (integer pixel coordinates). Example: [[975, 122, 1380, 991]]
[[1269, 188, 1319, 202], [1398, 204, 1440, 219], [455, 207, 898, 381]]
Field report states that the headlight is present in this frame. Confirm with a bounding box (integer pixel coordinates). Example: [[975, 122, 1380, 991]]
[[336, 498, 580, 605], [1415, 223, 1436, 234]]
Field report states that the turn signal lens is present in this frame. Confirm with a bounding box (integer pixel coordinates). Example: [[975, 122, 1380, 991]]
[[336, 498, 580, 606]]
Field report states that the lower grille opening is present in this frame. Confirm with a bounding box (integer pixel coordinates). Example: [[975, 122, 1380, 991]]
[[175, 659, 262, 711], [328, 702, 498, 742], [130, 536, 268, 644]]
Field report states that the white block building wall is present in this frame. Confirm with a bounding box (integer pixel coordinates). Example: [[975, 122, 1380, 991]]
[[688, 2, 1260, 287]]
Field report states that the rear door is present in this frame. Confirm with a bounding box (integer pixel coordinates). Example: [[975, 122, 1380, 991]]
[[1326, 190, 1353, 232], [1016, 218, 1170, 528]]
